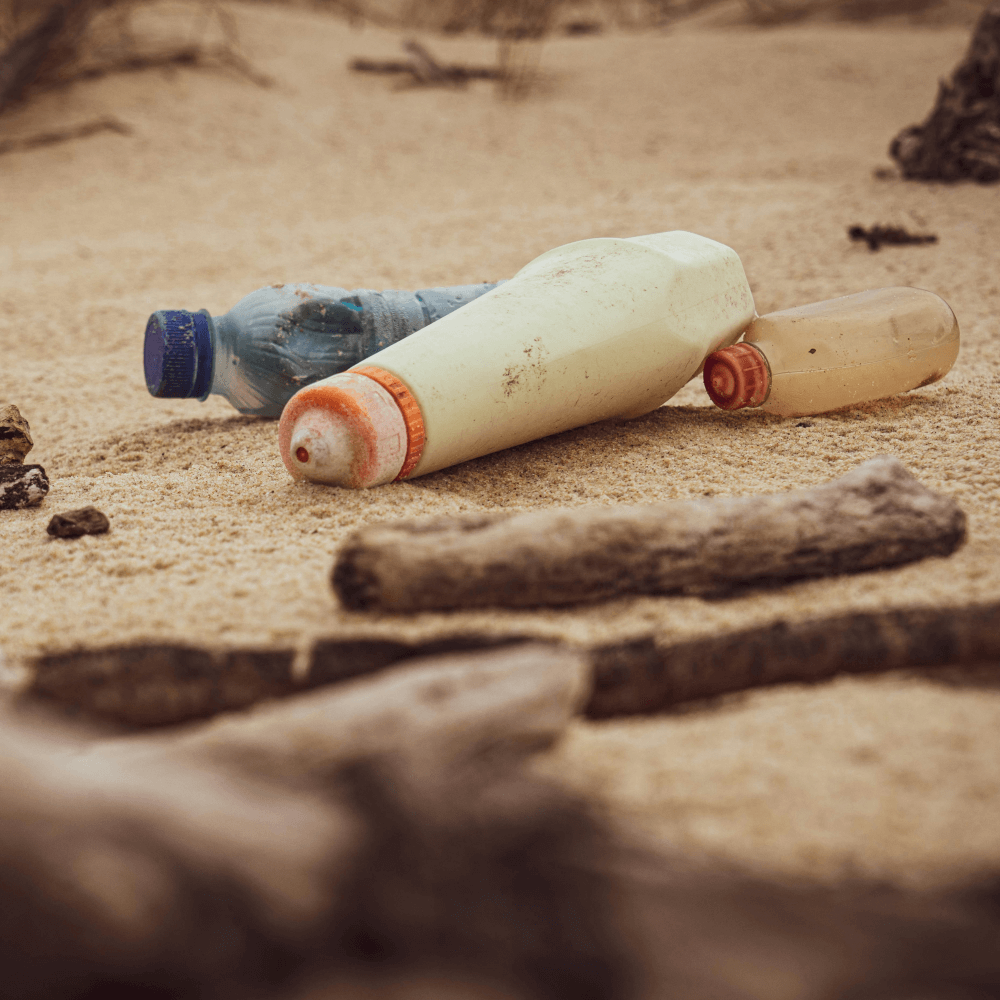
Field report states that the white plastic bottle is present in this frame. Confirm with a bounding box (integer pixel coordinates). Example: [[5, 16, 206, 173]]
[[278, 231, 755, 488], [702, 287, 960, 416]]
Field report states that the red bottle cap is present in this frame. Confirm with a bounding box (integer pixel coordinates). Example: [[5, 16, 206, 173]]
[[703, 343, 771, 410]]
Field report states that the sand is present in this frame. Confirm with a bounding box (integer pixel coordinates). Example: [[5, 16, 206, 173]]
[[1, 5, 999, 888]]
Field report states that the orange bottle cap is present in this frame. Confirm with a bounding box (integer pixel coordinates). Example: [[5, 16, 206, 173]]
[[278, 368, 425, 489], [703, 343, 770, 410]]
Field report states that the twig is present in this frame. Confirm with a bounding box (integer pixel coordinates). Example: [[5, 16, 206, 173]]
[[848, 224, 939, 250], [350, 38, 500, 86], [0, 115, 130, 156], [331, 457, 966, 612]]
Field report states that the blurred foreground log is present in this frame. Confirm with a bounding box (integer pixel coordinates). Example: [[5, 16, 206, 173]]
[[2, 643, 1000, 1000], [154, 642, 589, 781], [332, 457, 966, 612], [890, 0, 1000, 182]]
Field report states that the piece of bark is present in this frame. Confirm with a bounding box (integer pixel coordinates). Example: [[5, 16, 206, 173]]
[[586, 599, 1000, 718], [25, 643, 296, 726], [847, 223, 938, 251], [46, 504, 110, 537], [332, 456, 966, 612], [0, 463, 49, 509], [889, 1, 1000, 183], [0, 404, 33, 464]]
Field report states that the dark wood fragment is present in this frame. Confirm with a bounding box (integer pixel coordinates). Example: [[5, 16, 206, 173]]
[[26, 643, 296, 726], [586, 600, 1000, 718], [848, 224, 938, 251], [889, 1, 1000, 183], [307, 631, 534, 687], [332, 457, 966, 612], [46, 505, 109, 537], [0, 463, 49, 509]]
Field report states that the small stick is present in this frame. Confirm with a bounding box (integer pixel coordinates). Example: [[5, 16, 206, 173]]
[[350, 39, 501, 85], [586, 600, 1000, 718], [332, 456, 966, 612]]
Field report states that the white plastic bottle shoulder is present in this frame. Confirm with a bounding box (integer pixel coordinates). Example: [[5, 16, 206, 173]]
[[702, 286, 960, 417], [278, 231, 756, 488]]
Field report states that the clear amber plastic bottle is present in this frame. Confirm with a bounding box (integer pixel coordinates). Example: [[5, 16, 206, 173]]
[[703, 287, 960, 416]]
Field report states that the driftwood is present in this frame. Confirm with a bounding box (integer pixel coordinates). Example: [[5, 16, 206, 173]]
[[350, 39, 500, 85], [17, 596, 1000, 729], [26, 643, 296, 725], [332, 456, 966, 612], [889, 0, 1000, 183], [2, 644, 1000, 1000], [586, 599, 1000, 718]]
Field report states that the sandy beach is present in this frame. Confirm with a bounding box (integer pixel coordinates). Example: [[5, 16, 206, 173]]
[[2, 2, 999, 889]]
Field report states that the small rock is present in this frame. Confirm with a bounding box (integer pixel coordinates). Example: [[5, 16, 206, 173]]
[[0, 464, 49, 510], [47, 505, 110, 538], [0, 404, 33, 465]]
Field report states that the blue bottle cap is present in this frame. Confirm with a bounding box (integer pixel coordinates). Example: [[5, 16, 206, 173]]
[[144, 309, 214, 399]]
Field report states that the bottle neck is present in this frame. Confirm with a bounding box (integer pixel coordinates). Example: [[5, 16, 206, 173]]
[[206, 311, 235, 402]]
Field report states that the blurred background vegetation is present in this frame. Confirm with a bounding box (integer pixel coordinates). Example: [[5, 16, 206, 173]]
[[0, 0, 992, 119]]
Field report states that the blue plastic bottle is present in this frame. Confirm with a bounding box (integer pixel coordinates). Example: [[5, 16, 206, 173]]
[[143, 281, 501, 417]]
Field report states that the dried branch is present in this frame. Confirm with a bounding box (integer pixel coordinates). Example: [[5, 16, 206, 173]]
[[848, 223, 939, 250], [0, 0, 272, 119], [332, 457, 966, 613], [350, 38, 499, 85], [0, 114, 129, 155]]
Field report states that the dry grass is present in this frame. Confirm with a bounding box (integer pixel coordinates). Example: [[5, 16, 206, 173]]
[[0, 0, 990, 122], [0, 0, 270, 118]]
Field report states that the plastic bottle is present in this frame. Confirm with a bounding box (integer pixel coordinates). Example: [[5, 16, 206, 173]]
[[702, 286, 960, 416], [277, 231, 756, 489], [143, 281, 501, 417]]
